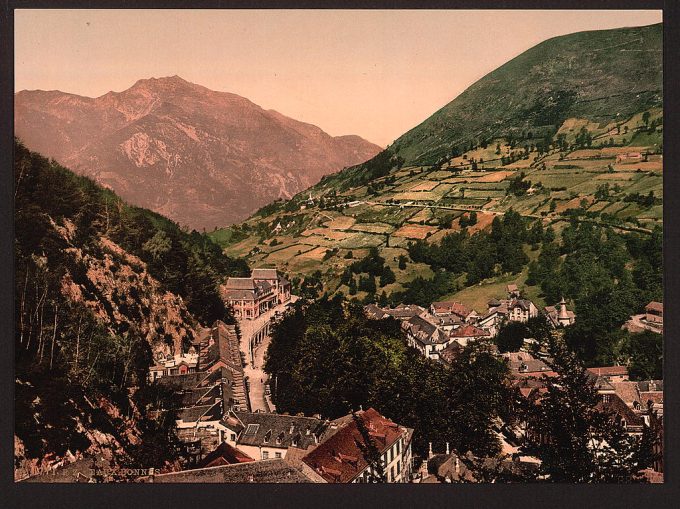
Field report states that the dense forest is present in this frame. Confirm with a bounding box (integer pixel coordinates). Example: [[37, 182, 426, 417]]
[[14, 139, 248, 471], [527, 220, 662, 368]]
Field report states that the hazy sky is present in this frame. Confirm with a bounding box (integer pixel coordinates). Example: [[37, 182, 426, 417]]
[[15, 9, 661, 147]]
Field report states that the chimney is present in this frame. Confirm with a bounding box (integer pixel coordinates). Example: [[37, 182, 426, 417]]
[[446, 442, 450, 455], [289, 423, 295, 434], [428, 442, 433, 459], [454, 457, 460, 475]]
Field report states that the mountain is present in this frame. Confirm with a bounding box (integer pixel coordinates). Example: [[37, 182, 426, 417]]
[[393, 23, 662, 166], [214, 24, 663, 302], [14, 139, 249, 478], [14, 76, 382, 229]]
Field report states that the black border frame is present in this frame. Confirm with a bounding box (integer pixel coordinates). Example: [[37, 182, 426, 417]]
[[1, 1, 678, 508]]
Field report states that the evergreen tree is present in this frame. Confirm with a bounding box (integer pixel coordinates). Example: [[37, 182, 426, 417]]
[[522, 335, 655, 482]]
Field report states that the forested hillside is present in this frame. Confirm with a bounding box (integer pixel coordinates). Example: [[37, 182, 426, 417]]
[[14, 139, 248, 479]]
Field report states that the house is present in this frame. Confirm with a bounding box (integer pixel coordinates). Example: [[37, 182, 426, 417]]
[[219, 411, 329, 461], [502, 352, 556, 379], [544, 298, 576, 327], [506, 284, 521, 299], [195, 442, 255, 469], [384, 303, 428, 321], [149, 348, 199, 381], [477, 304, 509, 337], [429, 314, 463, 332], [586, 365, 629, 383], [222, 269, 291, 320], [439, 341, 464, 365], [197, 321, 248, 408], [251, 268, 292, 305], [401, 315, 450, 359], [425, 451, 539, 483], [363, 303, 388, 320], [155, 367, 248, 456], [449, 324, 490, 347], [507, 299, 538, 323], [144, 458, 325, 483], [301, 408, 413, 483], [430, 301, 477, 322], [645, 301, 663, 325], [616, 152, 643, 163]]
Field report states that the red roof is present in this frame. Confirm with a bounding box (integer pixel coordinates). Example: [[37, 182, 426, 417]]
[[646, 301, 663, 313], [432, 301, 471, 317], [586, 366, 629, 377], [196, 442, 254, 468], [302, 408, 404, 483], [450, 324, 490, 338]]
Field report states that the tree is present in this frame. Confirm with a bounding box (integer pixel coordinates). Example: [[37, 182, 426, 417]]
[[642, 111, 651, 126], [348, 276, 357, 296], [379, 265, 396, 287], [352, 412, 387, 482], [521, 335, 656, 482], [495, 321, 528, 353], [622, 331, 662, 380]]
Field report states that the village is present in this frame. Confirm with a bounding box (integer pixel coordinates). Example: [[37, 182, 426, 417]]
[[29, 267, 661, 484]]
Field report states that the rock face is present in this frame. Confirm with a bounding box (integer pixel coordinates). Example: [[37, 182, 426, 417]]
[[15, 76, 381, 229]]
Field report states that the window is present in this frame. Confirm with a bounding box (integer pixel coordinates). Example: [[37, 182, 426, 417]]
[[275, 452, 282, 459], [230, 433, 236, 442], [262, 451, 269, 459], [397, 460, 401, 475], [245, 424, 259, 436]]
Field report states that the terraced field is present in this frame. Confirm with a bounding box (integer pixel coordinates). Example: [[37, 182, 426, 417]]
[[215, 113, 662, 296]]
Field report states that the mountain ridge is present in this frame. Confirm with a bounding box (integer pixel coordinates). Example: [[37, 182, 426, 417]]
[[15, 76, 382, 229]]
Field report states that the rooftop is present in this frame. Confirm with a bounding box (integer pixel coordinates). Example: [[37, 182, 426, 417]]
[[252, 268, 279, 280], [146, 459, 319, 483], [232, 411, 328, 450], [302, 408, 405, 483]]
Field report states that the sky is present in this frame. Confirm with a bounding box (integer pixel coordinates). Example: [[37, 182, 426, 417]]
[[15, 9, 662, 147]]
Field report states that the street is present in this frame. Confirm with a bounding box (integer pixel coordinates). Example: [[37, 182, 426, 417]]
[[237, 295, 298, 412]]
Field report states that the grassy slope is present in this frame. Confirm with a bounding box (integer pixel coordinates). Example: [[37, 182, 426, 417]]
[[214, 23, 662, 300], [393, 23, 662, 165]]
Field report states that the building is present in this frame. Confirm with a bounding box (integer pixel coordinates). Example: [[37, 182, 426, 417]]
[[507, 299, 539, 323], [645, 301, 663, 325], [152, 367, 243, 465], [219, 411, 329, 461], [544, 298, 576, 327], [301, 408, 413, 483], [586, 365, 629, 383], [402, 314, 450, 359], [144, 458, 325, 483], [251, 269, 292, 305], [430, 301, 477, 322], [439, 341, 464, 365], [502, 351, 556, 380], [149, 349, 199, 381], [448, 324, 491, 347], [506, 284, 521, 299], [363, 303, 429, 321], [477, 305, 509, 337], [222, 269, 291, 320], [195, 442, 254, 469], [616, 152, 643, 163]]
